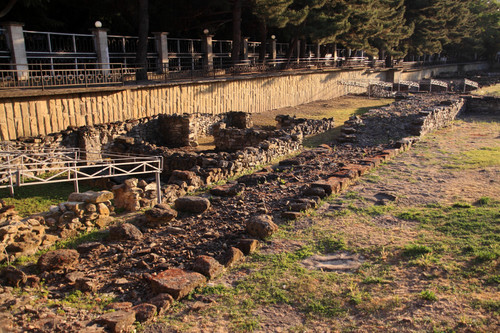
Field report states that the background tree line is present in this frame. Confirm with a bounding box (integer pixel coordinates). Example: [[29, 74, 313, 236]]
[[1, 0, 499, 63]]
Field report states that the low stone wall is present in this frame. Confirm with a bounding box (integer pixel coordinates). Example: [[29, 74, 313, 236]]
[[465, 95, 500, 114], [339, 95, 465, 145], [214, 116, 335, 151]]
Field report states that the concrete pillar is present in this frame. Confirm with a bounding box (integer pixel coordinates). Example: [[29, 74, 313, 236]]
[[2, 22, 29, 79], [154, 32, 169, 73], [270, 37, 276, 61], [333, 43, 338, 61], [92, 28, 110, 69], [202, 33, 213, 71], [242, 37, 249, 62], [315, 43, 320, 60]]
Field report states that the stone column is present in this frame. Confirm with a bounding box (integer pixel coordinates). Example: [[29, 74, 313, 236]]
[[315, 43, 321, 61], [154, 32, 169, 73], [242, 37, 249, 63], [92, 28, 110, 69], [2, 22, 29, 79], [333, 43, 338, 61], [202, 33, 213, 71]]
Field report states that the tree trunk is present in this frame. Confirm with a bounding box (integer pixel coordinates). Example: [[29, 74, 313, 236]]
[[284, 36, 298, 67], [258, 18, 267, 63], [135, 0, 149, 81], [231, 0, 242, 65], [299, 39, 306, 59]]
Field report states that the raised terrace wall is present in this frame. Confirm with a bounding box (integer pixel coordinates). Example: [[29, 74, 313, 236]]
[[0, 63, 490, 141], [0, 69, 383, 141]]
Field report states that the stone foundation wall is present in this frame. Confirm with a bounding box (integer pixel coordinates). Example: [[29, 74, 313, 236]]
[[465, 96, 500, 114], [214, 116, 335, 151]]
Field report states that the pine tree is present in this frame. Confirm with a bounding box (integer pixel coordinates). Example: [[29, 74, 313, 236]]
[[367, 0, 413, 62]]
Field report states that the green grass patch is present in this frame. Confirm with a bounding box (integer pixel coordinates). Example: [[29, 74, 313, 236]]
[[443, 147, 500, 169], [419, 290, 437, 302], [397, 200, 500, 278], [0, 182, 97, 217], [473, 83, 500, 97]]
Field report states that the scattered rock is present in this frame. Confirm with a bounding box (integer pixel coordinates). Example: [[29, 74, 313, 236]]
[[303, 186, 327, 198], [108, 223, 143, 241], [281, 211, 302, 220], [37, 249, 79, 272], [148, 268, 206, 300], [237, 239, 260, 255], [0, 266, 27, 287], [144, 204, 178, 226], [246, 214, 279, 239], [75, 277, 98, 293], [192, 255, 224, 279], [76, 242, 106, 254], [301, 252, 364, 272], [106, 302, 133, 311], [149, 293, 174, 316], [96, 310, 136, 333], [222, 247, 244, 267], [132, 303, 157, 323], [209, 183, 245, 197], [174, 196, 211, 213]]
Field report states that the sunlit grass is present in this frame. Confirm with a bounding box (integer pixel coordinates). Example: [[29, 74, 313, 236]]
[[473, 84, 500, 97]]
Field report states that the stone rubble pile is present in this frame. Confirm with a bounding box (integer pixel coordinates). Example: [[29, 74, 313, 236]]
[[0, 191, 114, 264]]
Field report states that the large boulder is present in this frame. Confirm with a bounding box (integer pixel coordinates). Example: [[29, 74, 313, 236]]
[[246, 215, 279, 239], [174, 196, 210, 214]]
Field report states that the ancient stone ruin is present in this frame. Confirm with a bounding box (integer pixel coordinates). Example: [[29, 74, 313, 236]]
[[0, 92, 499, 332]]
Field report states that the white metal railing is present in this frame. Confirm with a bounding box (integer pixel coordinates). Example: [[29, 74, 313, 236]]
[[0, 149, 163, 202]]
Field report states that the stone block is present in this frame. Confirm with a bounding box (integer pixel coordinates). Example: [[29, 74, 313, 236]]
[[246, 214, 279, 239], [68, 190, 114, 204], [237, 239, 259, 255], [192, 255, 224, 279], [37, 249, 79, 272], [222, 247, 245, 267], [174, 196, 210, 214], [96, 311, 136, 333], [148, 268, 206, 300]]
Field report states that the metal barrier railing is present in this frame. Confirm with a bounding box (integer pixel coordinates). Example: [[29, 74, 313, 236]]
[[0, 63, 129, 89], [0, 149, 163, 202]]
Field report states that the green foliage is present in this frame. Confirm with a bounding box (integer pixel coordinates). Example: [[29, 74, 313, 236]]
[[419, 290, 437, 302]]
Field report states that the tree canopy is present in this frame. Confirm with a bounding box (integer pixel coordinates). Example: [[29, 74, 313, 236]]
[[1, 0, 498, 61]]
